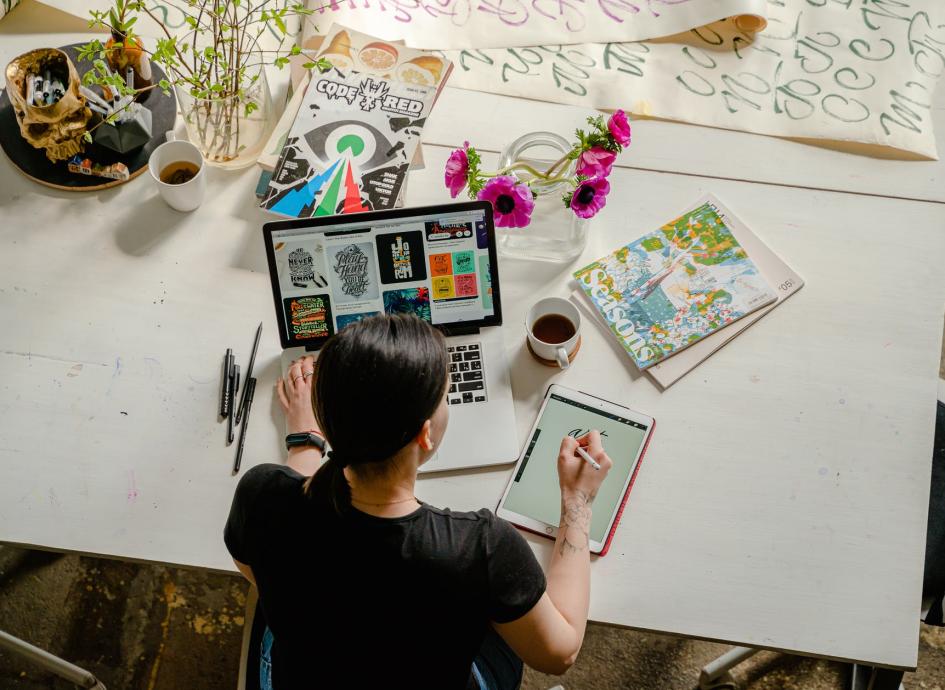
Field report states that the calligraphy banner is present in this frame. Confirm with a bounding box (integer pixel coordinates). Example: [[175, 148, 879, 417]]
[[304, 0, 769, 49], [434, 2, 945, 158], [0, 0, 21, 22]]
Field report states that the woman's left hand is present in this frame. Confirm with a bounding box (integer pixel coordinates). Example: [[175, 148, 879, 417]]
[[276, 355, 320, 435]]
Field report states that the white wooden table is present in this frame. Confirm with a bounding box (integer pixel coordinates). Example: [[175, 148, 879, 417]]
[[2, 9, 944, 674]]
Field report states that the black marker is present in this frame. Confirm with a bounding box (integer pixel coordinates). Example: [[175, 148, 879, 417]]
[[227, 364, 240, 445], [235, 322, 262, 424], [233, 378, 256, 475], [219, 348, 232, 417]]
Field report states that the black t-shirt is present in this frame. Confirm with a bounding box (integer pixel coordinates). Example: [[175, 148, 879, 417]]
[[224, 464, 547, 689]]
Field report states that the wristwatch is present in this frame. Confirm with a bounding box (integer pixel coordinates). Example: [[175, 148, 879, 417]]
[[285, 432, 327, 453]]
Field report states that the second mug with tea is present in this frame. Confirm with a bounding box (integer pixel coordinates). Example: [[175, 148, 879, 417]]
[[526, 297, 582, 369], [148, 131, 206, 212]]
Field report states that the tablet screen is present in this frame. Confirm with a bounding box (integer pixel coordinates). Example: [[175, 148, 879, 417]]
[[503, 393, 650, 544]]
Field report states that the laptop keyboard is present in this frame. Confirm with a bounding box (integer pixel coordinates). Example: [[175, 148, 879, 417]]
[[447, 343, 487, 406]]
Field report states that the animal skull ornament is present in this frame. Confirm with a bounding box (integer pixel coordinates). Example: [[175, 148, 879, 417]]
[[5, 48, 91, 162]]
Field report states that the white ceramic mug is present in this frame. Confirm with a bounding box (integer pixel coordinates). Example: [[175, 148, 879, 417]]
[[526, 297, 582, 369], [148, 131, 206, 212]]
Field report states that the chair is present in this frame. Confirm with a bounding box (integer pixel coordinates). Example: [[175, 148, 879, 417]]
[[699, 380, 945, 690], [0, 629, 106, 689], [236, 585, 265, 690]]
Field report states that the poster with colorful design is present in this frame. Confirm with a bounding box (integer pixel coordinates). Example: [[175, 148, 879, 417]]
[[261, 69, 435, 218], [337, 311, 379, 330], [375, 231, 426, 284], [383, 287, 431, 321], [283, 295, 334, 344]]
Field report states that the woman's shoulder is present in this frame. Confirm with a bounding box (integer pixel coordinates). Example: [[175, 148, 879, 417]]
[[421, 505, 516, 538], [233, 463, 306, 505]]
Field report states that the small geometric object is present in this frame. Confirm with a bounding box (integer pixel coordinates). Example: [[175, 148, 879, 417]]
[[93, 104, 152, 153]]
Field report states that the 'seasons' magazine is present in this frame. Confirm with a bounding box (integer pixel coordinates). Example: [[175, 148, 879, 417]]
[[261, 69, 434, 218], [573, 197, 777, 370]]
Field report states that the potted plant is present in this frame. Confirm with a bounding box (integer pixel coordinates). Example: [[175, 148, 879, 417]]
[[79, 0, 330, 168]]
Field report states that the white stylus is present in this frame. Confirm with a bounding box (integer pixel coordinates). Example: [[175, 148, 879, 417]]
[[575, 445, 601, 471]]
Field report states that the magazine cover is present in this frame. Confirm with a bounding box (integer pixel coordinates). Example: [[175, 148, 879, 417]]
[[257, 23, 452, 174], [573, 197, 777, 370], [261, 69, 434, 218]]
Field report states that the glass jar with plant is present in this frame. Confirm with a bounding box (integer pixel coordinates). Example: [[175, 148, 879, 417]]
[[79, 1, 330, 168]]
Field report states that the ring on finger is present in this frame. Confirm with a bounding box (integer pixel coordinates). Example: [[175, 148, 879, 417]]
[[302, 371, 314, 378], [293, 375, 304, 382]]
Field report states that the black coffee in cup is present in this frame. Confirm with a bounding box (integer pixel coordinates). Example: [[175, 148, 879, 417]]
[[531, 314, 576, 344]]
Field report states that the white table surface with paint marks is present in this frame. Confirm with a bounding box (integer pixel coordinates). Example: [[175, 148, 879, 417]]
[[1, 18, 944, 675]]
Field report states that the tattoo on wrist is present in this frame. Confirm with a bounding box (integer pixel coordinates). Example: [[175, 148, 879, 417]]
[[558, 491, 593, 556]]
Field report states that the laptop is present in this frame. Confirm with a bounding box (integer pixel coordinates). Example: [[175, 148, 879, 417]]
[[262, 201, 518, 473]]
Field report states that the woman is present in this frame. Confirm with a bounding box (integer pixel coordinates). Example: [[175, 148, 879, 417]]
[[224, 314, 613, 689]]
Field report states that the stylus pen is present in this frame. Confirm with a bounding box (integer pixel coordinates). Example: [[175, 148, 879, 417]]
[[575, 446, 601, 471], [233, 378, 257, 475], [219, 348, 232, 417], [235, 322, 262, 425], [227, 365, 240, 445]]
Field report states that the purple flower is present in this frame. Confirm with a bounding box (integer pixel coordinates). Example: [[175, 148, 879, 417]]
[[576, 146, 616, 178], [444, 143, 470, 198], [477, 175, 534, 228], [607, 110, 631, 148], [570, 177, 610, 219]]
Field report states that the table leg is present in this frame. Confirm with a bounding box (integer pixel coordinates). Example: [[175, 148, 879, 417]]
[[699, 646, 760, 689], [849, 663, 905, 690]]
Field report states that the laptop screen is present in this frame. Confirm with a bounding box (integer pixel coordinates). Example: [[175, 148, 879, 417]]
[[263, 201, 502, 350]]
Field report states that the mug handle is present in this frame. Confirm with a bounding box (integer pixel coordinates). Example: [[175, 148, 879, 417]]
[[555, 346, 570, 370], [165, 130, 176, 143]]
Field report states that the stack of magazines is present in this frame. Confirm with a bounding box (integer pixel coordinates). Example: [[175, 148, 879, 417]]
[[257, 24, 453, 218], [573, 194, 804, 389]]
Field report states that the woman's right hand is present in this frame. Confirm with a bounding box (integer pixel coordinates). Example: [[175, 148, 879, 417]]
[[556, 431, 613, 504]]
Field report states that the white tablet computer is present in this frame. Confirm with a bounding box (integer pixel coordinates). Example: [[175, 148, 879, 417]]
[[496, 384, 655, 556]]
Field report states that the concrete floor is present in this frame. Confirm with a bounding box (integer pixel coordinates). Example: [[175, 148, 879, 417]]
[[2, 329, 944, 689], [1, 545, 944, 689]]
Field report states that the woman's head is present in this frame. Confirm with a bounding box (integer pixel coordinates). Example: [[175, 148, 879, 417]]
[[306, 314, 450, 511]]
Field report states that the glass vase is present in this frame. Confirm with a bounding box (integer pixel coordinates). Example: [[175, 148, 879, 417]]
[[176, 66, 272, 169], [496, 131, 589, 263]]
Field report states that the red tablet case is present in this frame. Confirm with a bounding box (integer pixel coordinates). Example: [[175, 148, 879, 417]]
[[504, 413, 655, 557]]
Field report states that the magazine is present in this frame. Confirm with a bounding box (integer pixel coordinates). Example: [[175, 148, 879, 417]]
[[260, 69, 435, 218], [573, 196, 777, 370]]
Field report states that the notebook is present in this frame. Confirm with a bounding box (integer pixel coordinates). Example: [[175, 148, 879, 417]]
[[573, 195, 778, 370], [574, 194, 804, 388]]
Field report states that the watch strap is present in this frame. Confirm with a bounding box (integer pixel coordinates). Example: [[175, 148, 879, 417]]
[[285, 432, 326, 452]]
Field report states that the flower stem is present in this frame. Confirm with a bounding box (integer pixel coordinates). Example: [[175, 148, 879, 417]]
[[485, 161, 571, 183], [543, 151, 574, 178]]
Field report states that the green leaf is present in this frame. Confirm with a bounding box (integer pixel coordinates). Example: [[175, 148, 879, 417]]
[[159, 78, 171, 90], [83, 131, 93, 143], [290, 44, 301, 56], [274, 13, 287, 35]]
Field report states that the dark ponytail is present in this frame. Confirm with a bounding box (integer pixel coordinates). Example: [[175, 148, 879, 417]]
[[304, 314, 449, 513]]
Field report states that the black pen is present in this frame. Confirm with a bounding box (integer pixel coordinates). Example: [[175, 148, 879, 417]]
[[235, 322, 262, 424], [219, 348, 232, 417], [227, 364, 240, 445], [233, 377, 256, 475]]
